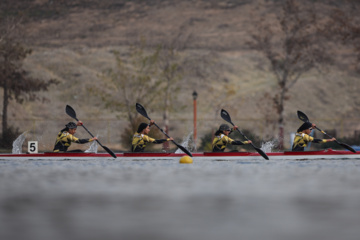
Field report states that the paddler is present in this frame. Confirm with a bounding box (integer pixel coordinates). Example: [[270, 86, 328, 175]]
[[212, 124, 252, 152], [132, 120, 173, 152], [292, 122, 336, 151], [53, 121, 97, 152]]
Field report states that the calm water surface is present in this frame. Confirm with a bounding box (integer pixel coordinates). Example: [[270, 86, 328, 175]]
[[1, 158, 360, 240]]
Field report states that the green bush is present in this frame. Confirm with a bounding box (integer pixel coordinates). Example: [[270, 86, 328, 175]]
[[198, 131, 214, 152]]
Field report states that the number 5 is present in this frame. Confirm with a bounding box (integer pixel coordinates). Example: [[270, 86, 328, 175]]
[[28, 141, 38, 154]]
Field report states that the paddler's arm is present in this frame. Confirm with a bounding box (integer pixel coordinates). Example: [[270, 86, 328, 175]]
[[309, 124, 336, 142], [73, 136, 98, 144], [229, 125, 238, 135], [73, 121, 97, 143], [231, 140, 252, 145], [313, 137, 336, 143], [149, 120, 155, 127], [227, 126, 252, 145], [226, 135, 252, 145], [153, 137, 173, 144]]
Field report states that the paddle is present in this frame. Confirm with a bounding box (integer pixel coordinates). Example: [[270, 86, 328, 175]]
[[297, 110, 356, 153], [65, 105, 117, 158], [135, 103, 193, 157], [220, 109, 269, 160]]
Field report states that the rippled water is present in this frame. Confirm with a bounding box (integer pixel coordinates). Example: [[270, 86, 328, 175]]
[[1, 158, 360, 240]]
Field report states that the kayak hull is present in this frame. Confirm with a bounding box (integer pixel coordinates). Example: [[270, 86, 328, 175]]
[[0, 149, 358, 160]]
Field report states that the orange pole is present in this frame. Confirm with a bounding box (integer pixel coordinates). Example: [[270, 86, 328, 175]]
[[193, 98, 197, 147]]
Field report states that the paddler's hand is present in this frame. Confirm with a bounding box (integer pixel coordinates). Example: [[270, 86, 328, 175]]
[[77, 121, 83, 126], [328, 137, 336, 142], [233, 125, 238, 130], [91, 137, 98, 141], [149, 120, 155, 126], [167, 137, 174, 141]]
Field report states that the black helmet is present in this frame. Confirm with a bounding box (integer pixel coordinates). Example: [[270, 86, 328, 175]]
[[137, 123, 149, 133], [66, 122, 77, 129], [297, 122, 312, 132], [219, 124, 231, 131]]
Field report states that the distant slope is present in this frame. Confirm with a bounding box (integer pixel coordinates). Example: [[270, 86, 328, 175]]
[[1, 0, 360, 150]]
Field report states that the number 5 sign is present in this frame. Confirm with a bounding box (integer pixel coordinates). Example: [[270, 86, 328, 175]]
[[28, 141, 38, 154]]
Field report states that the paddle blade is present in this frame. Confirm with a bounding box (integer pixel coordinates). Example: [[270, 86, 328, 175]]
[[103, 145, 117, 158], [254, 147, 269, 160], [174, 142, 193, 157], [297, 110, 309, 122], [339, 142, 356, 153], [220, 109, 232, 124], [136, 103, 150, 120], [66, 105, 78, 120]]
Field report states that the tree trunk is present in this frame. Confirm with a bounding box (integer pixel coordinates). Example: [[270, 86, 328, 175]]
[[2, 78, 8, 140], [163, 79, 170, 150], [193, 98, 197, 149], [278, 119, 284, 150], [277, 88, 286, 150]]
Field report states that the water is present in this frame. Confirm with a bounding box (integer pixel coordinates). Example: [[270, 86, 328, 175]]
[[261, 140, 278, 153], [12, 132, 28, 154], [1, 158, 360, 240], [175, 132, 194, 154], [84, 138, 98, 153], [12, 133, 98, 154]]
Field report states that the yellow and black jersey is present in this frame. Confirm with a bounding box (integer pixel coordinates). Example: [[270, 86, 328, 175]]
[[212, 134, 248, 152], [53, 131, 93, 152], [131, 132, 168, 152], [292, 132, 327, 151]]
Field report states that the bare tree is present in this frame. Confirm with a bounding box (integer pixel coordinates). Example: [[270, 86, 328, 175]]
[[247, 0, 332, 149], [95, 42, 162, 128], [154, 19, 194, 142], [152, 19, 222, 147], [156, 46, 182, 150], [324, 1, 360, 70], [89, 41, 166, 149], [0, 17, 58, 146]]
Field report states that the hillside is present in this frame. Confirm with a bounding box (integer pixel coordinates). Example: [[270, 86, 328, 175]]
[[1, 0, 360, 151]]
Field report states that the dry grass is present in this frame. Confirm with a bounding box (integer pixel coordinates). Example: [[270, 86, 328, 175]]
[[2, 0, 360, 150]]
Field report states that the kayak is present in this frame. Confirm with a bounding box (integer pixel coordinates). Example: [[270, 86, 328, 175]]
[[0, 149, 358, 160]]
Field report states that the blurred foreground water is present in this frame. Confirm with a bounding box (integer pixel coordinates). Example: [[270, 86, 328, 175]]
[[1, 158, 360, 240]]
